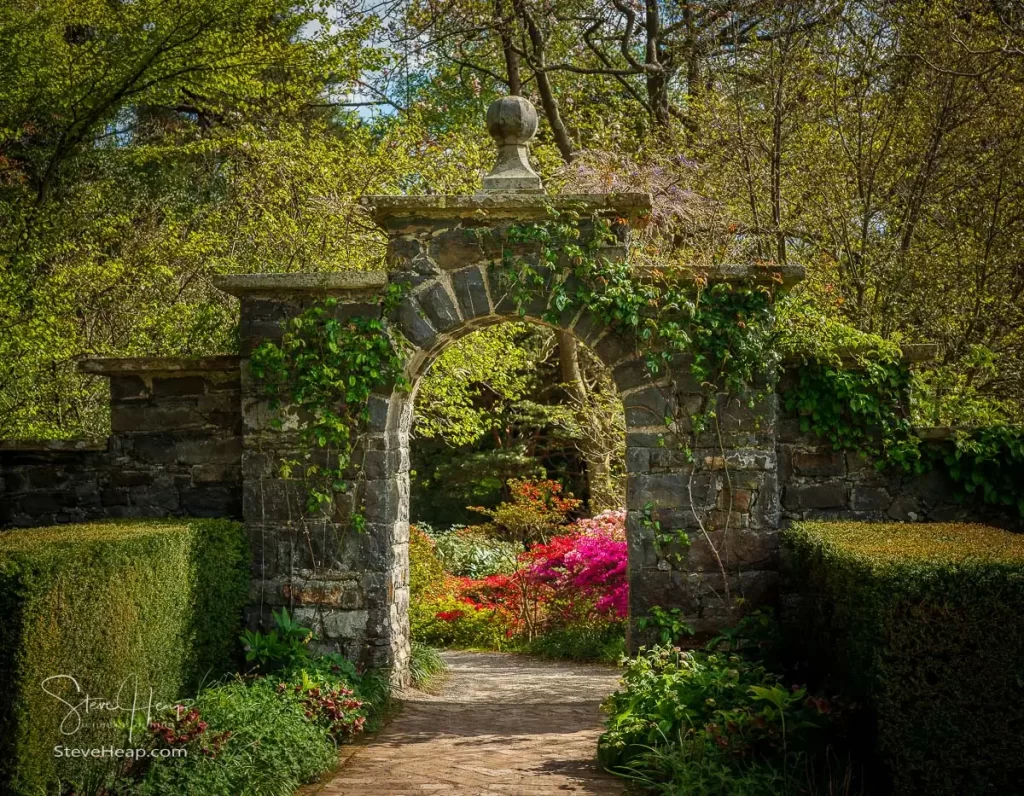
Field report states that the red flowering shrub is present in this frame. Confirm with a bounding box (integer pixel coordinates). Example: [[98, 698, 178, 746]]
[[410, 482, 629, 660], [148, 705, 231, 758], [469, 478, 582, 545], [280, 677, 366, 740], [525, 510, 628, 619]]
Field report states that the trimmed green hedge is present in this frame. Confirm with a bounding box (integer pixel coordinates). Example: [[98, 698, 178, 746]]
[[0, 519, 248, 795], [782, 521, 1024, 795]]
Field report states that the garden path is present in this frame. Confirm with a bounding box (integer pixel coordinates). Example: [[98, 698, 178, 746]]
[[305, 650, 625, 795]]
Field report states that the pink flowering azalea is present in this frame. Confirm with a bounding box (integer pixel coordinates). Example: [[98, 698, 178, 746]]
[[524, 510, 628, 619]]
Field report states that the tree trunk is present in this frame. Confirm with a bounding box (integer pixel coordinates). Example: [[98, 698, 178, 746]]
[[645, 0, 671, 128], [683, 3, 700, 141], [512, 0, 574, 162], [495, 0, 521, 95], [558, 331, 616, 512]]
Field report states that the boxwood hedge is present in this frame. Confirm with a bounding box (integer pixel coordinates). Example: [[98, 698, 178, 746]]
[[0, 519, 248, 795], [782, 521, 1024, 795]]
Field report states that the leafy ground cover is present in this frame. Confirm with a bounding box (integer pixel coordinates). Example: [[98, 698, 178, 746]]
[[599, 614, 855, 796], [27, 608, 392, 796], [410, 479, 628, 663]]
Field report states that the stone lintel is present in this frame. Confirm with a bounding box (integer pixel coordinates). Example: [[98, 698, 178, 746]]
[[79, 355, 241, 377], [914, 426, 955, 442], [0, 438, 107, 453], [704, 263, 804, 287], [212, 272, 388, 298], [360, 193, 652, 226], [897, 343, 940, 363]]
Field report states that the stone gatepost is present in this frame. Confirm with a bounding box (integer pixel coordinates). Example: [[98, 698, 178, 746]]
[[216, 97, 803, 682], [212, 272, 412, 677]]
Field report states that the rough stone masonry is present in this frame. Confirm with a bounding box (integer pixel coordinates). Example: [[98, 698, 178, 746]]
[[213, 96, 803, 682]]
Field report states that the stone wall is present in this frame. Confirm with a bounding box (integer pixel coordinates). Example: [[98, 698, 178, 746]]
[[0, 440, 110, 527], [1, 293, 1011, 685], [775, 363, 1017, 530], [2, 95, 1013, 685], [0, 357, 243, 528]]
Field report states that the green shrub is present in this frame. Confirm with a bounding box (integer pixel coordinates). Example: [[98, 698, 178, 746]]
[[409, 524, 447, 602], [409, 588, 511, 650], [237, 607, 391, 729], [0, 519, 248, 795], [136, 675, 337, 796], [422, 524, 520, 578], [599, 635, 833, 796], [136, 607, 388, 795], [782, 521, 1024, 795], [409, 525, 512, 650], [522, 622, 625, 663]]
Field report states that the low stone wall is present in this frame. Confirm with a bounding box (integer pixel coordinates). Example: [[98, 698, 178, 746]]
[[776, 380, 1017, 530], [778, 423, 961, 522], [0, 357, 243, 529], [0, 440, 110, 527]]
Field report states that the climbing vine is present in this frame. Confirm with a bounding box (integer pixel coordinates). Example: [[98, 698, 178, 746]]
[[495, 209, 785, 619], [643, 500, 691, 568], [249, 284, 409, 526], [935, 425, 1024, 519], [500, 213, 779, 397], [781, 351, 924, 473], [776, 294, 1024, 520]]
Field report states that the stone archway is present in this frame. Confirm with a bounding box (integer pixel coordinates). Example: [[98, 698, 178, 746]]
[[362, 192, 674, 679], [218, 97, 800, 683]]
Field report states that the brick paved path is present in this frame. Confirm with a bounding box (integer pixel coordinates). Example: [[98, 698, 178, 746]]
[[306, 651, 626, 795]]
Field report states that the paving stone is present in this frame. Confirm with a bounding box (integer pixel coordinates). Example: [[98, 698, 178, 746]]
[[301, 651, 624, 796]]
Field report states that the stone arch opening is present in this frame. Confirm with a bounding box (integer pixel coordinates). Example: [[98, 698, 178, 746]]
[[367, 228, 711, 680], [404, 318, 624, 521], [387, 308, 659, 671]]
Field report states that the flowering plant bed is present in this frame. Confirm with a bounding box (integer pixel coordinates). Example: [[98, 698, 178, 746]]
[[410, 482, 628, 663]]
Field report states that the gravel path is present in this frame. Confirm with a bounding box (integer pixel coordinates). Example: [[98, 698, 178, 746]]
[[306, 650, 626, 795]]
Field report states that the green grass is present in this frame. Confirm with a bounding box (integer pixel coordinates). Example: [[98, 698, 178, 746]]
[[409, 642, 448, 690]]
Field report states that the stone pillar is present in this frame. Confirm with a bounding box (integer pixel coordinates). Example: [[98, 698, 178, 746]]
[[624, 379, 783, 639], [213, 272, 411, 679]]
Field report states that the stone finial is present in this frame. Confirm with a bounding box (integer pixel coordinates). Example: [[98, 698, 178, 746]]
[[480, 96, 544, 193]]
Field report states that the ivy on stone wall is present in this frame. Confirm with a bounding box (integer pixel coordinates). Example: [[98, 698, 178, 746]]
[[776, 295, 1024, 520], [933, 426, 1024, 520], [499, 212, 779, 406], [495, 210, 784, 608], [249, 284, 409, 523]]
